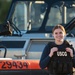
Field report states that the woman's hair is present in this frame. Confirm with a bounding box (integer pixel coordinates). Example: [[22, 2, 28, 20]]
[[52, 24, 66, 34]]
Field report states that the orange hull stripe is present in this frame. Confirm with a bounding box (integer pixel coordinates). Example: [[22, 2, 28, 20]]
[[0, 60, 41, 70]]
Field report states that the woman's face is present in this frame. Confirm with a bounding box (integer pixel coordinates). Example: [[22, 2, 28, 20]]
[[53, 28, 65, 42]]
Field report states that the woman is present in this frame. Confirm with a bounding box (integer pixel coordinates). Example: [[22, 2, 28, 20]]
[[39, 24, 75, 75]]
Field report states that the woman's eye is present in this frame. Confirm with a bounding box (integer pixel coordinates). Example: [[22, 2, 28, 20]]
[[55, 33, 57, 34], [59, 32, 63, 34], [55, 32, 63, 34]]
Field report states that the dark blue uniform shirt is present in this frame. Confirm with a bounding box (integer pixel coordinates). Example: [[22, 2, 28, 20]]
[[39, 40, 75, 75]]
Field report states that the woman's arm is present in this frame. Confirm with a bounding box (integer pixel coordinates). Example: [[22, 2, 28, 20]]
[[39, 43, 51, 69], [69, 45, 75, 68]]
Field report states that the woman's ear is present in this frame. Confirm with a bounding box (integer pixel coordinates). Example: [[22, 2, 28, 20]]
[[64, 34, 66, 38], [64, 33, 66, 37]]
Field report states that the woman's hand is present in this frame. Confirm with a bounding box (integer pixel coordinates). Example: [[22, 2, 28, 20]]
[[49, 47, 58, 57], [66, 47, 73, 57]]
